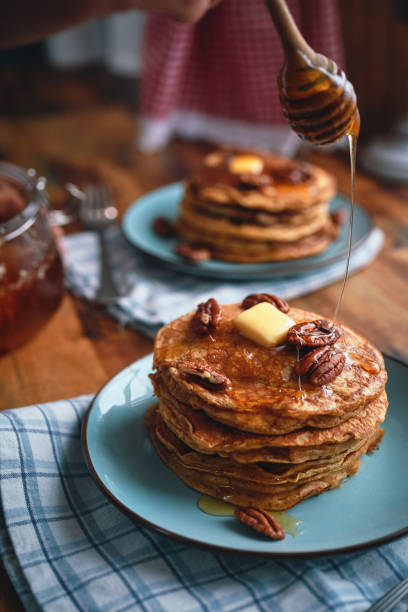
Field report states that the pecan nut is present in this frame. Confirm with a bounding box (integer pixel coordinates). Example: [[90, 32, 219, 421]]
[[287, 319, 341, 347], [241, 293, 289, 313], [175, 243, 211, 262], [191, 298, 222, 335], [295, 345, 345, 385], [330, 209, 347, 226], [175, 361, 231, 390], [234, 507, 285, 540], [237, 173, 271, 190], [153, 217, 177, 237]]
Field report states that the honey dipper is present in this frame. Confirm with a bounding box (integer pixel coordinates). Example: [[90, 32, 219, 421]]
[[265, 0, 359, 144]]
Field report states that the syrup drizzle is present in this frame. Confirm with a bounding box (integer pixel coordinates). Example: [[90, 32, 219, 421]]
[[333, 115, 359, 322], [296, 346, 302, 397]]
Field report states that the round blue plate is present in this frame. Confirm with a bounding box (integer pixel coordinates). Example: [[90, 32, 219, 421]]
[[122, 182, 372, 280], [82, 354, 408, 557]]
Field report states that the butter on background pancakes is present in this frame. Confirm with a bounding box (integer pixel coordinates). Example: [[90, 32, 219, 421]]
[[176, 149, 339, 263], [146, 300, 388, 511]]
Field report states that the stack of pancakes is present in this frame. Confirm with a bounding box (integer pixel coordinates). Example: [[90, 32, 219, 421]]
[[176, 149, 338, 263], [146, 301, 388, 511]]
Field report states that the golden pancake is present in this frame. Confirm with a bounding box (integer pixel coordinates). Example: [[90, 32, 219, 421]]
[[152, 404, 370, 485], [154, 382, 387, 463], [183, 191, 330, 227], [156, 394, 378, 465], [153, 304, 387, 435], [180, 202, 328, 242], [146, 404, 383, 510], [176, 148, 339, 263], [177, 220, 338, 262], [147, 298, 388, 512], [188, 149, 336, 213], [182, 189, 329, 227], [179, 199, 328, 242]]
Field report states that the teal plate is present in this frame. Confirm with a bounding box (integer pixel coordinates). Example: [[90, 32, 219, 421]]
[[82, 354, 408, 557], [121, 182, 372, 280]]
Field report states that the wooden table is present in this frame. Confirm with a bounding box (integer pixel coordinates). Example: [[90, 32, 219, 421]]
[[1, 90, 408, 612]]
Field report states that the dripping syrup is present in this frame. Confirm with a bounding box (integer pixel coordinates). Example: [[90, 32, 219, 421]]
[[333, 113, 360, 323], [277, 42, 360, 324], [295, 345, 305, 402]]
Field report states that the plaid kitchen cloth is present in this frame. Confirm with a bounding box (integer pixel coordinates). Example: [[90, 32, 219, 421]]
[[1, 396, 408, 612], [62, 226, 384, 338]]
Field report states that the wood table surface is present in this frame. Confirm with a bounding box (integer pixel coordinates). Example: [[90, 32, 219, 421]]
[[1, 89, 408, 611]]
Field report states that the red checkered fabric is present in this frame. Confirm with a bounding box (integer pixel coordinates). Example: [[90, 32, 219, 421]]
[[139, 0, 343, 149]]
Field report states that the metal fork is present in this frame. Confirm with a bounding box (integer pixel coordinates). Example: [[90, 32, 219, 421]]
[[80, 184, 119, 302], [367, 576, 408, 612]]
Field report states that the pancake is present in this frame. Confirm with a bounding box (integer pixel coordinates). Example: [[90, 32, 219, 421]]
[[177, 219, 338, 262], [182, 191, 330, 228], [147, 298, 388, 513], [175, 148, 339, 264], [152, 404, 372, 485], [146, 403, 383, 510], [153, 304, 387, 435], [157, 393, 372, 464], [189, 149, 336, 213], [179, 198, 329, 242], [154, 381, 387, 463], [183, 191, 330, 226]]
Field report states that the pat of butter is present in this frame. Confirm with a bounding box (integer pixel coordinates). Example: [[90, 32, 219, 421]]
[[229, 154, 264, 175], [234, 302, 294, 347]]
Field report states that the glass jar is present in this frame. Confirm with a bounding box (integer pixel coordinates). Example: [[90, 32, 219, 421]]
[[0, 162, 64, 352]]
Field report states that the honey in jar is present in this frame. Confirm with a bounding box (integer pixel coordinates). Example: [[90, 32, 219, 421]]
[[0, 163, 64, 352]]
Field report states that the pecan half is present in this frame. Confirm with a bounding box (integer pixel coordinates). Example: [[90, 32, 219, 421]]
[[295, 345, 345, 385], [287, 320, 340, 347], [191, 298, 222, 335], [234, 507, 285, 540], [241, 293, 289, 313], [330, 209, 347, 226], [175, 243, 211, 262], [176, 361, 231, 390], [237, 173, 271, 190], [153, 217, 177, 237]]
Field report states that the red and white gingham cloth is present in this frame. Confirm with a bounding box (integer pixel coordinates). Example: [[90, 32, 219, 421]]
[[139, 0, 343, 151]]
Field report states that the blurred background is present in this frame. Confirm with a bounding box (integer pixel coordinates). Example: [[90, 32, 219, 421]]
[[1, 0, 408, 213]]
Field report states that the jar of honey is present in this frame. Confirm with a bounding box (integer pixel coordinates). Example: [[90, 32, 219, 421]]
[[0, 163, 64, 352]]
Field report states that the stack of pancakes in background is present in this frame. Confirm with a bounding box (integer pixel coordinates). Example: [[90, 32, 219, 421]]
[[147, 300, 388, 511], [177, 149, 339, 263]]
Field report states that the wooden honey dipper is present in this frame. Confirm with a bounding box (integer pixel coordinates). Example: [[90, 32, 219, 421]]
[[265, 0, 359, 144]]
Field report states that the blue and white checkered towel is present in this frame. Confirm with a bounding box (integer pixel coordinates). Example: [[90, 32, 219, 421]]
[[62, 227, 384, 337], [1, 397, 408, 612]]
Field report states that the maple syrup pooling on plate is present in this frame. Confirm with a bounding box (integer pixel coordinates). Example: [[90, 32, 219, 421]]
[[198, 495, 303, 537]]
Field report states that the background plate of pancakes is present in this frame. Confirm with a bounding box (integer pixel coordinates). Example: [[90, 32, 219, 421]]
[[82, 352, 408, 557], [122, 182, 372, 280]]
